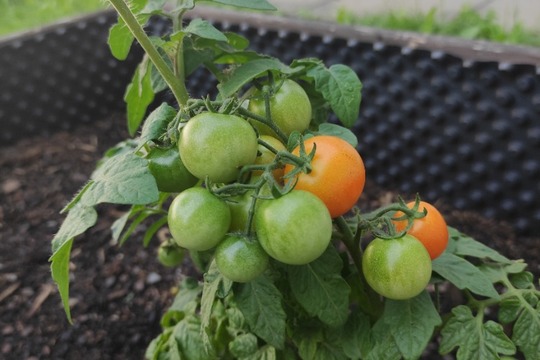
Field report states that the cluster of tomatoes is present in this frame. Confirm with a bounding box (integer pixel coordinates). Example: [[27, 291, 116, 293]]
[[147, 78, 449, 300]]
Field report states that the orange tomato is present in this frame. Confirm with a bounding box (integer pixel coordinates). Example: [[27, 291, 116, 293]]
[[393, 201, 449, 260], [284, 135, 365, 218]]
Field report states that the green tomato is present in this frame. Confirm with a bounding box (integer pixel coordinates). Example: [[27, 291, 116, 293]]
[[255, 190, 332, 265], [178, 112, 258, 183], [362, 234, 432, 300], [146, 146, 198, 193], [168, 187, 231, 251], [157, 241, 185, 267], [215, 235, 269, 282], [248, 79, 312, 138]]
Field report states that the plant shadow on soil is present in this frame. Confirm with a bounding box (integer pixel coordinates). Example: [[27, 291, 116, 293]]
[[1, 115, 538, 359]]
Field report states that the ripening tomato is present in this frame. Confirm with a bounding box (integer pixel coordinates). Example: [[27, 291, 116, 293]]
[[362, 234, 432, 300], [146, 146, 198, 193], [284, 135, 365, 218], [393, 201, 449, 260]]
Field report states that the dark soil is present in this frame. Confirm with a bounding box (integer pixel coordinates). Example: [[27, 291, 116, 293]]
[[1, 116, 538, 359]]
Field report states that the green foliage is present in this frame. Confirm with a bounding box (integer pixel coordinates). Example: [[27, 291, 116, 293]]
[[50, 0, 540, 359], [336, 6, 540, 47]]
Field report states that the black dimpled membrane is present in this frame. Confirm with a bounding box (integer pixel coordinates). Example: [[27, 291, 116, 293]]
[[1, 10, 539, 236]]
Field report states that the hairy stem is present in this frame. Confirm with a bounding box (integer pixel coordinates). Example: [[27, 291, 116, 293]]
[[108, 0, 189, 107]]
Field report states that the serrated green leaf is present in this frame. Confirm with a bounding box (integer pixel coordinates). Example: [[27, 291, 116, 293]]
[[448, 227, 512, 264], [314, 123, 358, 147], [365, 318, 401, 360], [50, 204, 98, 323], [140, 103, 177, 145], [173, 315, 210, 360], [242, 345, 277, 360], [480, 262, 528, 284], [384, 291, 442, 359], [218, 58, 293, 98], [200, 261, 225, 350], [432, 252, 499, 298], [499, 296, 522, 324], [169, 278, 202, 314], [185, 18, 228, 41], [229, 333, 258, 358], [294, 327, 347, 360], [511, 296, 540, 359], [107, 0, 149, 60], [509, 271, 534, 289], [440, 306, 516, 360], [235, 274, 286, 349], [108, 19, 134, 60], [83, 152, 159, 206], [206, 0, 276, 10], [306, 64, 362, 128], [125, 58, 156, 136], [287, 246, 350, 327], [340, 310, 371, 359]]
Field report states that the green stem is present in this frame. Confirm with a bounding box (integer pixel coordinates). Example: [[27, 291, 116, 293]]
[[108, 0, 189, 107], [236, 107, 288, 143], [336, 217, 362, 274]]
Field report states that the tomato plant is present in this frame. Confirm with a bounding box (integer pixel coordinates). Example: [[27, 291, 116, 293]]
[[255, 190, 332, 265], [248, 79, 312, 138], [146, 146, 198, 193], [362, 234, 432, 300], [49, 1, 540, 359], [179, 112, 259, 183], [393, 200, 449, 259], [284, 135, 365, 218], [215, 235, 269, 282], [168, 187, 231, 251]]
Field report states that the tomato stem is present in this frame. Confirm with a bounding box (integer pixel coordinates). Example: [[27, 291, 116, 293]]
[[236, 107, 288, 143], [107, 0, 189, 107]]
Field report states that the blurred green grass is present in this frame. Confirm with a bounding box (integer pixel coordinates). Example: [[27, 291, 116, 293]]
[[336, 6, 540, 47], [0, 0, 107, 36]]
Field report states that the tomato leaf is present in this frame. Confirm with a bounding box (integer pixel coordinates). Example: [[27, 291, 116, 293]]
[[203, 0, 277, 10], [200, 261, 230, 351], [287, 246, 350, 327], [365, 318, 402, 360], [107, 19, 135, 61], [447, 227, 512, 264], [306, 64, 362, 128], [440, 305, 516, 359], [82, 152, 159, 206], [432, 252, 500, 299], [125, 57, 156, 136], [295, 327, 347, 360], [50, 204, 98, 323], [173, 315, 211, 360], [500, 294, 540, 358], [235, 274, 286, 349], [185, 18, 228, 42], [383, 291, 442, 359], [139, 102, 177, 145], [218, 58, 294, 98], [107, 0, 149, 60], [340, 310, 372, 359], [313, 123, 358, 147], [229, 333, 259, 358]]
